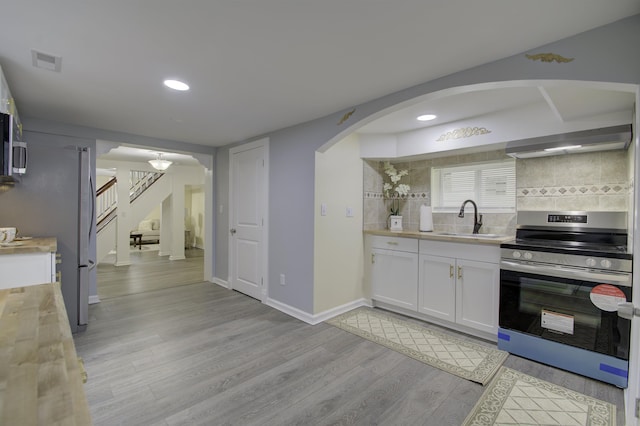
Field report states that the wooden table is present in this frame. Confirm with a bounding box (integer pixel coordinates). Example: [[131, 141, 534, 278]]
[[130, 232, 143, 249], [0, 282, 92, 425]]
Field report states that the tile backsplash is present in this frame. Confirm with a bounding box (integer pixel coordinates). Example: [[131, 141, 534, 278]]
[[516, 150, 629, 211], [363, 148, 631, 235]]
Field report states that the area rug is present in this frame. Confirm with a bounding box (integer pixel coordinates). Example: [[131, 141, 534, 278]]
[[462, 367, 616, 426], [326, 307, 508, 385]]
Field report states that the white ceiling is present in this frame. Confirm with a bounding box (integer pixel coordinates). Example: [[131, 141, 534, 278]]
[[97, 146, 201, 167], [1, 1, 639, 148], [357, 84, 636, 136]]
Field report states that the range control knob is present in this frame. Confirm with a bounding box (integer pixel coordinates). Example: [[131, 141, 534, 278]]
[[585, 258, 597, 267], [523, 252, 533, 260], [600, 259, 612, 269], [512, 251, 521, 259]]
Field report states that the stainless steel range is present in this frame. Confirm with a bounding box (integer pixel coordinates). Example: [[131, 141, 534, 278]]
[[498, 211, 633, 387]]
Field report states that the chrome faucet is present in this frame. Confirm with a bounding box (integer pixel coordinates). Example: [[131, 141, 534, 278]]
[[458, 199, 483, 234]]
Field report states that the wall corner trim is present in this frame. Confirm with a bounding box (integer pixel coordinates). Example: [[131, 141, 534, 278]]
[[211, 277, 229, 289], [265, 297, 370, 325]]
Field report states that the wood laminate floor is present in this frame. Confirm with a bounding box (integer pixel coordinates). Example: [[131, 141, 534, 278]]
[[74, 281, 625, 426], [97, 247, 204, 299]]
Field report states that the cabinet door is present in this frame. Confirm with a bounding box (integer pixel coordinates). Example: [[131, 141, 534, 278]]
[[418, 254, 455, 321], [455, 259, 499, 334], [371, 248, 418, 311]]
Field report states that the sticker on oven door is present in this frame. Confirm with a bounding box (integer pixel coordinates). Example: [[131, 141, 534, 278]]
[[590, 284, 627, 312], [541, 310, 574, 334]]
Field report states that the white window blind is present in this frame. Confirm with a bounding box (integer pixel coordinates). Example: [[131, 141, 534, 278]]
[[432, 159, 515, 211]]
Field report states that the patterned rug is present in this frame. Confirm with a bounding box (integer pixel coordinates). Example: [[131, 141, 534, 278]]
[[326, 308, 508, 385], [462, 367, 617, 426]]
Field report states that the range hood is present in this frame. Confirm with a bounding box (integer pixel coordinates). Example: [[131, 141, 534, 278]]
[[505, 124, 632, 159]]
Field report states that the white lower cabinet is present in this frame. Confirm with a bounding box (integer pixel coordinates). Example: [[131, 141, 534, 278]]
[[0, 252, 57, 289], [455, 258, 499, 334], [365, 234, 500, 340], [418, 240, 499, 336], [418, 254, 499, 335], [417, 254, 456, 322], [368, 235, 418, 311]]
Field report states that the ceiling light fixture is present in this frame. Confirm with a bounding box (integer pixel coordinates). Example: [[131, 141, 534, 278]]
[[417, 114, 437, 121], [149, 153, 173, 171], [543, 145, 582, 152], [163, 79, 190, 91]]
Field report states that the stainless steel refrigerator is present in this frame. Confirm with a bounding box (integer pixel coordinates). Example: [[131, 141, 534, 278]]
[[0, 131, 96, 332]]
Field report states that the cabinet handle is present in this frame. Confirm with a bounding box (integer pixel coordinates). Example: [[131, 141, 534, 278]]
[[449, 264, 454, 278], [386, 241, 398, 246], [458, 266, 463, 280], [371, 253, 375, 264]]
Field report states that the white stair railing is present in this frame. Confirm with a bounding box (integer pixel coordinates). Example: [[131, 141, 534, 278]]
[[130, 170, 163, 202], [96, 171, 164, 233], [96, 178, 117, 226]]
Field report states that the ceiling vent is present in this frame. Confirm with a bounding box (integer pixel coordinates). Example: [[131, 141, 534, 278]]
[[31, 49, 62, 72]]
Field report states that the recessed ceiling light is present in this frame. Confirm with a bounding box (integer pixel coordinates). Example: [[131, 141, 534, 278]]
[[163, 79, 190, 91], [417, 114, 437, 121]]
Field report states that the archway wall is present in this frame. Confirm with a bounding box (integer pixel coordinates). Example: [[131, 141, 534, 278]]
[[213, 15, 640, 315]]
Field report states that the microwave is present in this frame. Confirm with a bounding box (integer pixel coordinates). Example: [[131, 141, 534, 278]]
[[1, 112, 26, 183]]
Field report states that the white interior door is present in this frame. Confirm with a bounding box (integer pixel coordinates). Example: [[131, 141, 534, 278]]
[[229, 139, 268, 301]]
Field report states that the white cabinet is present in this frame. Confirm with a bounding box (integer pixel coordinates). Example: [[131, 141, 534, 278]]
[[418, 254, 456, 322], [0, 252, 56, 289], [418, 240, 499, 336], [455, 258, 499, 334], [368, 235, 418, 311]]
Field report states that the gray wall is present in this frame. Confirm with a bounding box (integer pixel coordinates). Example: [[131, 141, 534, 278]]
[[214, 14, 640, 314], [214, 145, 229, 281]]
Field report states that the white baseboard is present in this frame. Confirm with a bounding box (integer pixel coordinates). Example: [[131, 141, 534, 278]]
[[212, 277, 229, 289], [114, 261, 131, 267], [312, 298, 370, 324], [158, 251, 171, 256], [88, 295, 101, 305], [169, 255, 186, 261], [265, 297, 368, 325]]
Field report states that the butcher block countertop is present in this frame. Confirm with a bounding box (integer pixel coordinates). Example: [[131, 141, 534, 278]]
[[0, 282, 92, 425], [0, 237, 57, 255], [364, 229, 513, 245]]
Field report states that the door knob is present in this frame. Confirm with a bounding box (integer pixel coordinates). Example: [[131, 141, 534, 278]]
[[230, 228, 237, 235]]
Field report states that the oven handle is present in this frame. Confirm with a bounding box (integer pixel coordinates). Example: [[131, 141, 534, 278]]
[[500, 260, 632, 287]]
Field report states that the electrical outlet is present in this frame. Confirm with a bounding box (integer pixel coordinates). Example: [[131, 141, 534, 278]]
[[321, 203, 327, 216], [280, 273, 286, 286], [346, 207, 354, 217]]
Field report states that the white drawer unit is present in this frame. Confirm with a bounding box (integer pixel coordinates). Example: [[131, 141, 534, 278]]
[[369, 235, 419, 252], [0, 252, 56, 289]]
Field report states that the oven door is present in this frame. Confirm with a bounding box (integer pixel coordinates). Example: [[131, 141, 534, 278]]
[[500, 261, 631, 360]]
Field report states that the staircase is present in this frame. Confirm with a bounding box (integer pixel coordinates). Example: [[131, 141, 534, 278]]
[[96, 171, 169, 261]]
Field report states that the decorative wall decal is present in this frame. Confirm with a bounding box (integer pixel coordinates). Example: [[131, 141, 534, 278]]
[[436, 127, 491, 141], [337, 108, 356, 125], [525, 53, 574, 63]]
